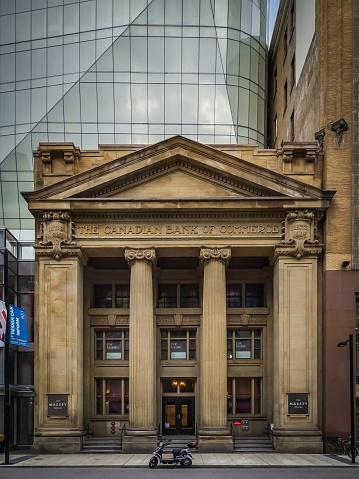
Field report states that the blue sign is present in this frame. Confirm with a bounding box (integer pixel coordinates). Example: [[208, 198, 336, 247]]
[[8, 305, 29, 347]]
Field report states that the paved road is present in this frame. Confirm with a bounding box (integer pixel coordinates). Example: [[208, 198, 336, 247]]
[[0, 468, 358, 479]]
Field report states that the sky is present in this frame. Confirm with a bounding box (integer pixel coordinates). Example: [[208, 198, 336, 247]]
[[267, 0, 281, 43]]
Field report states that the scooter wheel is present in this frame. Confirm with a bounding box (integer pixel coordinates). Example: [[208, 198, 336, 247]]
[[149, 457, 158, 468], [181, 457, 192, 467]]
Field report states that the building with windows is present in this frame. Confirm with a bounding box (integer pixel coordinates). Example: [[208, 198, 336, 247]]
[[24, 136, 331, 453], [268, 0, 359, 447], [3, 0, 359, 456], [0, 0, 268, 452]]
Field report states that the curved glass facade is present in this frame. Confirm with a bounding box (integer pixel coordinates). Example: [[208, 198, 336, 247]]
[[0, 0, 267, 233]]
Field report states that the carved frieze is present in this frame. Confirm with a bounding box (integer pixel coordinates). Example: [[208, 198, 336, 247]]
[[227, 314, 268, 325], [199, 247, 231, 264], [37, 211, 77, 260], [278, 210, 321, 259], [156, 316, 176, 325], [124, 248, 156, 265], [181, 315, 201, 325]]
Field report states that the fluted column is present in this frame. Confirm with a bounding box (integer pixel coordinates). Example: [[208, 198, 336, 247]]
[[125, 248, 156, 435], [199, 247, 231, 435]]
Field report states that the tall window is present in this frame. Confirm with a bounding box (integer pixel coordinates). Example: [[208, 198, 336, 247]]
[[291, 55, 295, 90], [356, 297, 359, 351], [226, 284, 242, 307], [161, 330, 196, 360], [290, 110, 295, 140], [96, 378, 129, 416], [245, 283, 264, 307], [227, 378, 261, 415], [227, 329, 262, 360], [274, 114, 278, 140], [226, 283, 265, 308], [95, 330, 129, 360], [283, 27, 288, 61], [158, 284, 199, 308], [93, 284, 130, 308], [284, 80, 288, 112]]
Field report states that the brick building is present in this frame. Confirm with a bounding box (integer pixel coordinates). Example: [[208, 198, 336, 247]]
[[268, 0, 359, 444]]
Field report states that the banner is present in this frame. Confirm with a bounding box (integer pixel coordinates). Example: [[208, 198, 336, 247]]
[[0, 300, 6, 347], [8, 304, 29, 347]]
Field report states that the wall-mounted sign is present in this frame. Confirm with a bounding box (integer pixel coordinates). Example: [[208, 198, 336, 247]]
[[48, 394, 69, 416], [233, 420, 242, 425], [235, 339, 251, 358], [106, 341, 122, 359], [170, 340, 186, 359], [9, 304, 29, 347], [288, 393, 309, 414]]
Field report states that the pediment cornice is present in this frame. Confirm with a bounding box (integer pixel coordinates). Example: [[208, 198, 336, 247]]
[[24, 136, 335, 204]]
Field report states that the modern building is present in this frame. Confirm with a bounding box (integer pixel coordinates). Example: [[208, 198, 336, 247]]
[[268, 0, 359, 446], [0, 0, 267, 237]]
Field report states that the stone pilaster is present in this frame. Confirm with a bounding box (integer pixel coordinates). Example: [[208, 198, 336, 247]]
[[33, 253, 85, 453], [198, 247, 232, 452], [271, 240, 322, 453], [123, 248, 157, 453]]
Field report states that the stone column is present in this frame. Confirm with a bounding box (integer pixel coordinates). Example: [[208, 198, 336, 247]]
[[271, 210, 323, 453], [198, 247, 232, 452], [34, 254, 85, 453], [123, 248, 156, 453]]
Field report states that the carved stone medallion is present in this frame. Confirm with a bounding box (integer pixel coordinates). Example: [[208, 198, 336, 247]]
[[38, 211, 76, 260]]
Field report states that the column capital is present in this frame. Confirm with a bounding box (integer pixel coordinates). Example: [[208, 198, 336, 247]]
[[125, 248, 156, 265], [199, 247, 231, 264]]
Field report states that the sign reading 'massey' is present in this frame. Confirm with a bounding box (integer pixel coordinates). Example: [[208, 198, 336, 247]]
[[77, 223, 281, 237]]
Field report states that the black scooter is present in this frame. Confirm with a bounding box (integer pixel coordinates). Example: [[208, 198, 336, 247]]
[[148, 439, 197, 468]]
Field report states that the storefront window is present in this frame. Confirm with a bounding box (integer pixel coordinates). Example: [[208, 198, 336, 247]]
[[161, 329, 196, 360], [227, 377, 261, 415], [227, 329, 262, 360], [95, 330, 129, 360], [95, 378, 129, 416]]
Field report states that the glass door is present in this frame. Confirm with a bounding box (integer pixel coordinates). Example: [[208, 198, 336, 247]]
[[162, 397, 195, 435]]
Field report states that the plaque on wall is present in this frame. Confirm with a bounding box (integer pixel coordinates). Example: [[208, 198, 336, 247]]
[[48, 394, 69, 416], [288, 393, 309, 414]]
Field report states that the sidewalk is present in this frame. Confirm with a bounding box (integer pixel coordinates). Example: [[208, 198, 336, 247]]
[[1, 452, 358, 468]]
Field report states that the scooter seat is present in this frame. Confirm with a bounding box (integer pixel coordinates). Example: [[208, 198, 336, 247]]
[[172, 448, 183, 455]]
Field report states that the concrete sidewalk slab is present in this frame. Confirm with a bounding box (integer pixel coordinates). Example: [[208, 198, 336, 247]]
[[0, 452, 357, 468]]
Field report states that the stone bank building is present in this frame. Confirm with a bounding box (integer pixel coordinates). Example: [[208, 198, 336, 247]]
[[24, 136, 332, 453]]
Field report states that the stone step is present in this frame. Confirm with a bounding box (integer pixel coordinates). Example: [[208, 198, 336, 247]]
[[233, 436, 274, 453], [82, 436, 123, 454]]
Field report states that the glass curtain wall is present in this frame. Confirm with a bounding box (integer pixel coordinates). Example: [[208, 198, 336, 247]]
[[0, 0, 267, 234]]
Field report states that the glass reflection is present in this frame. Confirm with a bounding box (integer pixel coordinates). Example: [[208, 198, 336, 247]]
[[0, 0, 268, 229]]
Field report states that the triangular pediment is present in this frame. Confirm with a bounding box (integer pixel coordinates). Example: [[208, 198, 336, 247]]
[[24, 136, 334, 206]]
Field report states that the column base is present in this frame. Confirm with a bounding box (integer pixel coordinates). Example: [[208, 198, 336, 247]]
[[198, 435, 233, 453], [33, 432, 83, 453], [272, 428, 323, 453], [122, 432, 157, 453]]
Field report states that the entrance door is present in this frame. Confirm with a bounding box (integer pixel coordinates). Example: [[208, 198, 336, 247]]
[[162, 397, 195, 435]]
